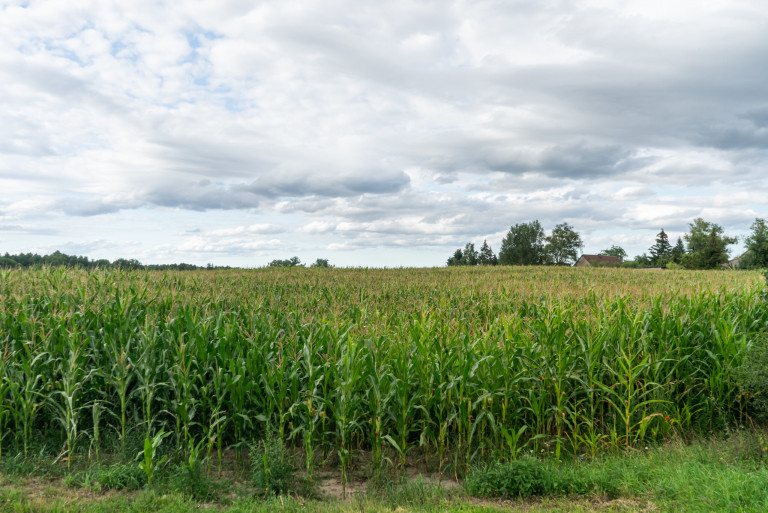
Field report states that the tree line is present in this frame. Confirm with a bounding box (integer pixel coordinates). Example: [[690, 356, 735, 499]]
[[447, 217, 768, 270], [0, 251, 226, 271], [0, 251, 334, 270], [448, 221, 584, 267]]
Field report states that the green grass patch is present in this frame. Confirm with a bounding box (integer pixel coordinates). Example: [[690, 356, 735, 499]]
[[466, 433, 768, 512]]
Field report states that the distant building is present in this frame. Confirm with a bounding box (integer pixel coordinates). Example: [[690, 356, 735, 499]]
[[722, 251, 750, 270], [574, 254, 622, 267]]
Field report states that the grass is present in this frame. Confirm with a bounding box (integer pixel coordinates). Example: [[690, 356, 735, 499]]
[[464, 430, 768, 512]]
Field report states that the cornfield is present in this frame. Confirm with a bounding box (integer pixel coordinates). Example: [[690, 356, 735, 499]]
[[0, 266, 766, 481]]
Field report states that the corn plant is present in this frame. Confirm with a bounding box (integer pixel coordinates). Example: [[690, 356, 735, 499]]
[[105, 337, 135, 455], [138, 429, 170, 487], [49, 330, 93, 471], [0, 340, 11, 459], [329, 334, 363, 497], [10, 346, 48, 457], [90, 401, 102, 463], [599, 347, 669, 448], [363, 337, 395, 477]]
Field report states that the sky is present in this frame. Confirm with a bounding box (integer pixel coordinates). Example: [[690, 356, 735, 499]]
[[1, 0, 767, 267]]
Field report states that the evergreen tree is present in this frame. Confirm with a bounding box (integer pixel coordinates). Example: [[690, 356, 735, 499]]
[[478, 240, 498, 265], [648, 229, 672, 266], [670, 237, 685, 264]]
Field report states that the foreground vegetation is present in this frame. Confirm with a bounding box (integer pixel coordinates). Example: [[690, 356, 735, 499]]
[[2, 433, 768, 512], [1, 266, 767, 511]]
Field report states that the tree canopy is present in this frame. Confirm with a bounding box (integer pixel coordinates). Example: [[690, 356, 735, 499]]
[[740, 218, 768, 269], [681, 218, 737, 269], [498, 220, 546, 265], [269, 256, 303, 268], [0, 251, 221, 271], [599, 245, 627, 261], [545, 223, 583, 266], [478, 240, 498, 266], [447, 243, 482, 266]]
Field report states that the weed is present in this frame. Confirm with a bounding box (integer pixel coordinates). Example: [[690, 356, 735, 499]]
[[249, 431, 296, 497]]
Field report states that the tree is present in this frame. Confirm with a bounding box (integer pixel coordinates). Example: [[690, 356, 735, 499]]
[[682, 218, 737, 269], [0, 257, 20, 268], [633, 253, 651, 267], [741, 218, 768, 269], [112, 258, 143, 270], [648, 229, 672, 267], [544, 223, 583, 266], [478, 240, 498, 266], [310, 258, 332, 268], [498, 220, 546, 265], [446, 249, 464, 266], [680, 219, 736, 269], [599, 245, 627, 261], [269, 256, 303, 267], [461, 243, 479, 266], [670, 237, 685, 264]]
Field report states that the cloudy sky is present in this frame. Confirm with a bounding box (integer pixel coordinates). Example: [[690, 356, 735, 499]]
[[1, 0, 766, 267]]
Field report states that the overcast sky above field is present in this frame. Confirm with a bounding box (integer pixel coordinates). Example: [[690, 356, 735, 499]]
[[1, 0, 767, 267]]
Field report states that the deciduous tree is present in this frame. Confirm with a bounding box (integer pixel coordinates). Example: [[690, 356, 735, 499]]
[[741, 218, 768, 269], [682, 218, 736, 269], [498, 220, 546, 265], [599, 245, 627, 261], [544, 223, 582, 266]]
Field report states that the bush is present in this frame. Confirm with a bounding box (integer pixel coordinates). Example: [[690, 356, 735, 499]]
[[465, 457, 551, 498], [250, 432, 295, 496]]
